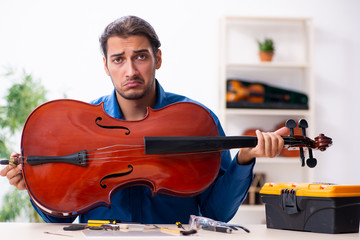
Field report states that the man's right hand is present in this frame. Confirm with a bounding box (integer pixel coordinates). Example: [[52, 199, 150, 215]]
[[0, 152, 26, 190]]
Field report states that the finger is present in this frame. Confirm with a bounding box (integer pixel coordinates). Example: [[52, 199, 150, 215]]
[[270, 131, 285, 156], [0, 164, 16, 177], [275, 126, 289, 136], [264, 132, 285, 158], [255, 130, 265, 156], [9, 173, 23, 186], [263, 132, 273, 157], [17, 164, 23, 171], [16, 179, 26, 190], [270, 133, 282, 157], [10, 152, 21, 158], [6, 165, 22, 180], [276, 133, 284, 155], [0, 165, 11, 177], [8, 166, 25, 190]]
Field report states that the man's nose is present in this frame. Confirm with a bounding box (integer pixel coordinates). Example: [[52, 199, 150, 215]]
[[125, 60, 138, 77]]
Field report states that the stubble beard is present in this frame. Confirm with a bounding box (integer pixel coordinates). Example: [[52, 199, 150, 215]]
[[116, 76, 156, 101]]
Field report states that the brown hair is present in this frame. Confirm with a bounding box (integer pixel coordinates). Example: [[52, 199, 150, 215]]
[[99, 15, 161, 59]]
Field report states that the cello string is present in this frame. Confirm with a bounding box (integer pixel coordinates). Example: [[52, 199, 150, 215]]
[[15, 144, 222, 164], [86, 149, 222, 163], [87, 143, 144, 153], [86, 146, 145, 157], [86, 142, 223, 158]]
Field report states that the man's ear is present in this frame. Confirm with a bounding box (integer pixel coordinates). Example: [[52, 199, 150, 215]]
[[155, 49, 162, 69], [103, 57, 110, 76]]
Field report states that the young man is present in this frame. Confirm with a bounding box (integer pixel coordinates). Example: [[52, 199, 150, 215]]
[[1, 16, 287, 224]]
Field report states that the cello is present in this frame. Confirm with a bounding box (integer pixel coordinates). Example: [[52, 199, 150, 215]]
[[0, 99, 332, 217]]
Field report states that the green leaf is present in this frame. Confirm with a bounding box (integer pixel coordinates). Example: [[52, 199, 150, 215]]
[[257, 38, 275, 53], [0, 67, 47, 222]]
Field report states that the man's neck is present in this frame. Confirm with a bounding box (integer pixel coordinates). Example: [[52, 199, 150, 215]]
[[116, 91, 157, 121]]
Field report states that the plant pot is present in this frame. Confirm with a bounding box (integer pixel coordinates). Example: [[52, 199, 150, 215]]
[[259, 51, 274, 62]]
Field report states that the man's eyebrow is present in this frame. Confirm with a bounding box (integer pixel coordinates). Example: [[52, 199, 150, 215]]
[[110, 52, 125, 58], [109, 49, 150, 58], [133, 49, 150, 54]]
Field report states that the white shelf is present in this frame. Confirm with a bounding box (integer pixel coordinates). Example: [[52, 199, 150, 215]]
[[227, 62, 311, 69], [225, 108, 310, 117], [225, 16, 312, 22], [255, 157, 301, 164]]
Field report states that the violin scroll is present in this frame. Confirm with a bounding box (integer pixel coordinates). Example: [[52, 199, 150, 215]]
[[314, 133, 332, 151]]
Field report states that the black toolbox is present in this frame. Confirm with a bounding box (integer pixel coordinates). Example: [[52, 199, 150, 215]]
[[260, 182, 360, 234]]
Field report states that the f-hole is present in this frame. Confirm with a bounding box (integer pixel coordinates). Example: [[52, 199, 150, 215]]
[[99, 165, 134, 189], [95, 117, 130, 135]]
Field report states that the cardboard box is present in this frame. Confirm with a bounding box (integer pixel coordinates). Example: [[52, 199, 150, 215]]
[[260, 183, 360, 234]]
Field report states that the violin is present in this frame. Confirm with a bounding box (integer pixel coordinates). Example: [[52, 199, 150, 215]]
[[0, 100, 332, 217], [226, 80, 291, 103]]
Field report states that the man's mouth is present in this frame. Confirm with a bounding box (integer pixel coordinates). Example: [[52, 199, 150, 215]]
[[124, 79, 143, 88]]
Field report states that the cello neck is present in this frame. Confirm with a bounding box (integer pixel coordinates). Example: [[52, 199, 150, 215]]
[[145, 136, 258, 154], [144, 135, 316, 155]]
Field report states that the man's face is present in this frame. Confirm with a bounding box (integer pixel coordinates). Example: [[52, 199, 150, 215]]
[[103, 35, 162, 101]]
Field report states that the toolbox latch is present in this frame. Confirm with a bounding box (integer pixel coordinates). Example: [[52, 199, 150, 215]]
[[281, 189, 299, 214]]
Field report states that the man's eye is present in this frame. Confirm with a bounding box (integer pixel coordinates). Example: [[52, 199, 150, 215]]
[[137, 54, 147, 60], [113, 58, 123, 63]]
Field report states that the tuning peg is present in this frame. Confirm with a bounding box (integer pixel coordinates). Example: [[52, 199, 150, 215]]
[[306, 156, 317, 168], [306, 142, 317, 167], [298, 120, 307, 167], [298, 119, 308, 136], [299, 148, 305, 167], [285, 119, 297, 136], [298, 119, 317, 168]]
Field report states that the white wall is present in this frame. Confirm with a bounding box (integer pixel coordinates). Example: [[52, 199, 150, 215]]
[[1, 0, 359, 208]]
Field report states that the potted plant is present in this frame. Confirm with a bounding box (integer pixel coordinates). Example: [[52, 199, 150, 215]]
[[257, 38, 275, 62]]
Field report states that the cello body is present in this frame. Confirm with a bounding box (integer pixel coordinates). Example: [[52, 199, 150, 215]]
[[21, 100, 221, 217]]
